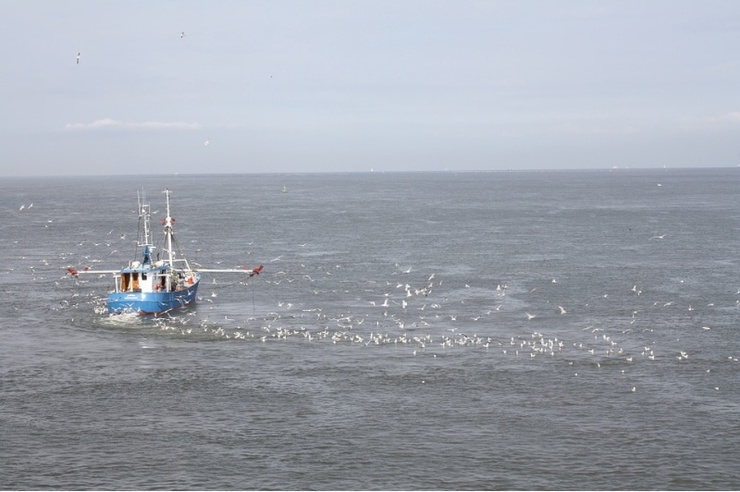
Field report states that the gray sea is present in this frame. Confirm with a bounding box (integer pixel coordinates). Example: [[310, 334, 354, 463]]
[[1, 168, 739, 490]]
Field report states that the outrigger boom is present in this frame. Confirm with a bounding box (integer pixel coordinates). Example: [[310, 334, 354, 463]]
[[194, 266, 264, 275], [67, 188, 263, 315]]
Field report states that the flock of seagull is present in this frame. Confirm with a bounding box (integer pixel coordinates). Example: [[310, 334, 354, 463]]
[[9, 189, 729, 398], [50, 228, 739, 396]]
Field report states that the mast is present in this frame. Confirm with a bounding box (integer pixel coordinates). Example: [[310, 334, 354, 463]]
[[137, 190, 153, 265], [162, 188, 175, 267]]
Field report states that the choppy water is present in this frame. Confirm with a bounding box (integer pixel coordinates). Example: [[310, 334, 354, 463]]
[[1, 168, 739, 490]]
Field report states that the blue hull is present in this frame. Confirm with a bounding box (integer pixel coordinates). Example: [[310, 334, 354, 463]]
[[108, 284, 200, 315]]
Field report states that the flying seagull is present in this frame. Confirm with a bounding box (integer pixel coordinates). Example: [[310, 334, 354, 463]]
[[76, 52, 80, 64]]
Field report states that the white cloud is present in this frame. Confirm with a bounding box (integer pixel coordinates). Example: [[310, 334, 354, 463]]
[[696, 111, 740, 124], [64, 118, 202, 131], [558, 123, 641, 136], [679, 111, 740, 132]]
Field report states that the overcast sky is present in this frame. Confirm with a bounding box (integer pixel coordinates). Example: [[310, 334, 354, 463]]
[[2, 0, 740, 176]]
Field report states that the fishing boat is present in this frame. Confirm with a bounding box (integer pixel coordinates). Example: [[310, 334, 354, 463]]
[[67, 188, 263, 315]]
